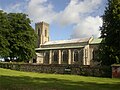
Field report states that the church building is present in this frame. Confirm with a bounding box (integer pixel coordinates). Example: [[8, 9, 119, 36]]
[[34, 21, 102, 65]]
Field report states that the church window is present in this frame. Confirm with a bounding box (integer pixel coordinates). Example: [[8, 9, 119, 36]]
[[62, 50, 68, 63], [44, 51, 49, 64], [74, 50, 79, 62], [53, 50, 58, 62]]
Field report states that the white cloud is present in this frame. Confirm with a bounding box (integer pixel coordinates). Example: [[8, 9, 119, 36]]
[[57, 0, 102, 25], [27, 0, 57, 23], [55, 0, 103, 38], [1, 0, 104, 39], [71, 16, 102, 38], [27, 0, 103, 25]]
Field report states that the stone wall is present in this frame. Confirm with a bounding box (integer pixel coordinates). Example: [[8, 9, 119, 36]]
[[0, 62, 111, 77]]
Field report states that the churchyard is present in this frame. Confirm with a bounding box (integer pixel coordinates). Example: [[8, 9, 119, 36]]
[[0, 68, 120, 90]]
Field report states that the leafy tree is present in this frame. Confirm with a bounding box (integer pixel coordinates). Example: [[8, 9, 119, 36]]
[[99, 0, 120, 65], [0, 10, 10, 57], [0, 10, 37, 62], [7, 13, 37, 61]]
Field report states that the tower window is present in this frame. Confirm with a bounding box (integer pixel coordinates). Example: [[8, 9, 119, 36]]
[[45, 29, 47, 37], [38, 28, 41, 36]]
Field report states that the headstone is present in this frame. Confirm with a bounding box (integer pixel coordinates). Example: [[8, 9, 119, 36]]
[[111, 64, 120, 78]]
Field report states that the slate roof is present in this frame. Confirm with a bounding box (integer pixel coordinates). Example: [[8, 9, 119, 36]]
[[43, 37, 91, 45], [35, 46, 84, 51]]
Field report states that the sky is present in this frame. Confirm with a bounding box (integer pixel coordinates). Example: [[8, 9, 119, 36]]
[[0, 0, 108, 41]]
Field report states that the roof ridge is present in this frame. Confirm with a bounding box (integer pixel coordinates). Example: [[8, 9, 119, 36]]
[[43, 37, 90, 45]]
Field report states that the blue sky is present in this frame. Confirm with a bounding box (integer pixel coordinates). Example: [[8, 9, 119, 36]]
[[0, 0, 107, 41]]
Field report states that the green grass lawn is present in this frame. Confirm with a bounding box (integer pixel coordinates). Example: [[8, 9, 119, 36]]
[[0, 68, 120, 90]]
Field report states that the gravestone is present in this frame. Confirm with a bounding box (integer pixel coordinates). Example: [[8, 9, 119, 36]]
[[111, 64, 120, 78]]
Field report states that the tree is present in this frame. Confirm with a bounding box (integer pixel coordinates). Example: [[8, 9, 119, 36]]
[[0, 10, 10, 57], [99, 0, 120, 65], [7, 13, 37, 61], [0, 10, 37, 62]]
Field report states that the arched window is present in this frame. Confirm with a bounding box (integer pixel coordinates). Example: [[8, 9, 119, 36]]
[[62, 50, 68, 63], [53, 50, 58, 63], [44, 51, 49, 64], [74, 50, 79, 62]]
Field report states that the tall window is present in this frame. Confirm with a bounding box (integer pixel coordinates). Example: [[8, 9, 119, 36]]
[[38, 28, 41, 36], [45, 29, 47, 37], [53, 50, 58, 63], [62, 50, 68, 63], [74, 50, 79, 62], [37, 28, 41, 47], [44, 51, 49, 64]]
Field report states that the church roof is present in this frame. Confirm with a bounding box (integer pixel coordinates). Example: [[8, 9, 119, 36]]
[[90, 38, 102, 44], [35, 46, 84, 51], [43, 37, 91, 45]]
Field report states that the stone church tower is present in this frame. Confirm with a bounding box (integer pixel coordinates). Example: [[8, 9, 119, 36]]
[[35, 21, 49, 48]]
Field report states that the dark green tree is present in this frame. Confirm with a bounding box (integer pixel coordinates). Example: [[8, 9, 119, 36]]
[[0, 10, 10, 57], [7, 13, 37, 61], [99, 0, 120, 65]]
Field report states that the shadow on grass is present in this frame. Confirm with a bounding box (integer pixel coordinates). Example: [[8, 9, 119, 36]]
[[0, 75, 120, 90]]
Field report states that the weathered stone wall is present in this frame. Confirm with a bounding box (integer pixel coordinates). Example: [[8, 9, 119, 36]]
[[0, 62, 111, 77]]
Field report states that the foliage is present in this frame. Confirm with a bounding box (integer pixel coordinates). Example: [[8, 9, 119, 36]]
[[0, 68, 120, 90], [7, 13, 37, 61], [0, 10, 10, 57], [99, 0, 120, 65], [0, 10, 37, 61]]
